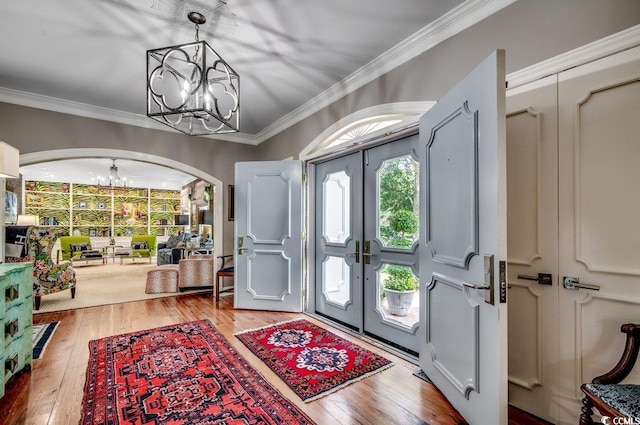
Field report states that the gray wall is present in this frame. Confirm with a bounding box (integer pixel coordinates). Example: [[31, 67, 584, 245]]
[[257, 0, 640, 160], [1, 0, 639, 253], [0, 102, 258, 255]]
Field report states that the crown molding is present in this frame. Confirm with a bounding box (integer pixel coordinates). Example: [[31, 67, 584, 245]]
[[506, 24, 640, 89], [0, 0, 514, 147], [4, 2, 636, 148], [0, 87, 260, 145], [253, 0, 517, 144]]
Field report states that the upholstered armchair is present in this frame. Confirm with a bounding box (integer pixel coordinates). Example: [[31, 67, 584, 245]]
[[58, 235, 93, 263], [6, 226, 76, 310], [130, 234, 156, 258]]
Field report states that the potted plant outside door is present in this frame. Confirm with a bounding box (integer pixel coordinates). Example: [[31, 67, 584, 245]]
[[383, 264, 418, 317]]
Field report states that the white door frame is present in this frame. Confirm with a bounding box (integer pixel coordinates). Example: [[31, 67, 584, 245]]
[[303, 24, 640, 322]]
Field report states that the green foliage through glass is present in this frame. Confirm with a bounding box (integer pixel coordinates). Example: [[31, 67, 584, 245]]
[[378, 155, 419, 248]]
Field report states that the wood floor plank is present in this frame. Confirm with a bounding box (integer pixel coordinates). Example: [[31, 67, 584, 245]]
[[0, 293, 544, 424]]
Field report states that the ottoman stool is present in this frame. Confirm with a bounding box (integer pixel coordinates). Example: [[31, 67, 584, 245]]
[[145, 265, 179, 293]]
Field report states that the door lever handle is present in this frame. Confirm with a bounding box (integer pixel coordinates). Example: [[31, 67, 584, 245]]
[[237, 236, 248, 255], [563, 276, 600, 291], [517, 273, 552, 285], [363, 240, 375, 264], [346, 241, 360, 263], [463, 281, 491, 290]]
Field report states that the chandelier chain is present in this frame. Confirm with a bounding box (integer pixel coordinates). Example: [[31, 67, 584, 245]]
[[193, 23, 200, 62]]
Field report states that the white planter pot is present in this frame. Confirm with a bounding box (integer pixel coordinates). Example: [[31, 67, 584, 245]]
[[384, 288, 416, 317]]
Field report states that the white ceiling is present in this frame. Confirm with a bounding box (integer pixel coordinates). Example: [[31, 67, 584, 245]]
[[0, 0, 471, 142], [20, 158, 195, 191]]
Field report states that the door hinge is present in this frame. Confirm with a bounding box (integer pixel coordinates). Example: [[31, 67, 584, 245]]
[[302, 173, 307, 183], [301, 231, 307, 240]]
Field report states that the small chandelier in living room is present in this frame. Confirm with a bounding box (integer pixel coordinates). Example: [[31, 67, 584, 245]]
[[99, 159, 127, 190], [146, 11, 240, 136]]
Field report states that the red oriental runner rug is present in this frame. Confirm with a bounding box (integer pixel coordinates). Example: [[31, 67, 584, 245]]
[[80, 319, 315, 425], [235, 318, 393, 402]]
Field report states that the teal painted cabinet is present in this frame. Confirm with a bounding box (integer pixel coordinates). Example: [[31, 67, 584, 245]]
[[0, 262, 33, 399]]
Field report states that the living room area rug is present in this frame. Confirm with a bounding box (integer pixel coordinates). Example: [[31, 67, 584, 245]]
[[80, 319, 314, 425], [32, 321, 60, 360], [36, 261, 212, 313], [235, 318, 393, 402]]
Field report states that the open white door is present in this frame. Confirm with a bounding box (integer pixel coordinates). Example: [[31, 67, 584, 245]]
[[418, 51, 508, 424], [234, 160, 303, 312]]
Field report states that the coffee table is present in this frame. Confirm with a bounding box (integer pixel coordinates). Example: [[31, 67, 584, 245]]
[[71, 253, 107, 266], [119, 252, 151, 265], [103, 245, 123, 263]]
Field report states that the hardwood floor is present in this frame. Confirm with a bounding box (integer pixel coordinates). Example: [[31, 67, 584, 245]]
[[0, 293, 550, 425]]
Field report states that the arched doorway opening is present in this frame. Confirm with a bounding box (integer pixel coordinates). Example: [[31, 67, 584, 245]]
[[18, 148, 224, 258]]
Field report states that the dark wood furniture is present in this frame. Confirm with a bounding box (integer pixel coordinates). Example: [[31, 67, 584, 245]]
[[580, 323, 640, 424], [215, 255, 234, 303]]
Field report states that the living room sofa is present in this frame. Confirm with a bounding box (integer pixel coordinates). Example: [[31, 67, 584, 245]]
[[156, 233, 189, 265]]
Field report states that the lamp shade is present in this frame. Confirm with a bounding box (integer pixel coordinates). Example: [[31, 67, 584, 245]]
[[0, 142, 19, 178], [175, 214, 190, 226], [199, 210, 213, 224], [16, 214, 39, 225]]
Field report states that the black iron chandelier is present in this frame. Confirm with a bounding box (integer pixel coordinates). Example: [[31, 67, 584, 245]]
[[146, 11, 239, 136], [99, 159, 127, 190]]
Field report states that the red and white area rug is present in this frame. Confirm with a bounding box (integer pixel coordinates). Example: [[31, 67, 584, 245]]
[[80, 319, 314, 424], [235, 318, 393, 402]]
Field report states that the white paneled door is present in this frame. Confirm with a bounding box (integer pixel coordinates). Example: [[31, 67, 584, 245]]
[[314, 152, 363, 330], [234, 160, 303, 312], [506, 75, 559, 422], [418, 51, 508, 425], [556, 46, 640, 424], [504, 45, 640, 424]]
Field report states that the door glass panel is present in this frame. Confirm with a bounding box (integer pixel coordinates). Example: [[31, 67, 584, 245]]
[[377, 155, 419, 249], [323, 255, 351, 307], [377, 263, 419, 329], [323, 171, 351, 244]]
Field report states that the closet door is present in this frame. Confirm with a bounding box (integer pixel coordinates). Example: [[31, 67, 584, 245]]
[[505, 75, 559, 422], [556, 46, 640, 423]]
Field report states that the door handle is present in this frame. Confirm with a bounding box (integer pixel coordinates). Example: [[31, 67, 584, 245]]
[[237, 236, 248, 255], [463, 281, 491, 290], [517, 273, 552, 285], [563, 276, 600, 291], [346, 241, 360, 263], [363, 240, 375, 264]]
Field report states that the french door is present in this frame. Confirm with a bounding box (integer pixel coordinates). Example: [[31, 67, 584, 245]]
[[314, 134, 421, 354], [314, 152, 363, 329]]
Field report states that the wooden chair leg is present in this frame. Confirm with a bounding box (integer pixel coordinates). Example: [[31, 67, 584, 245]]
[[579, 394, 595, 425], [215, 275, 220, 304]]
